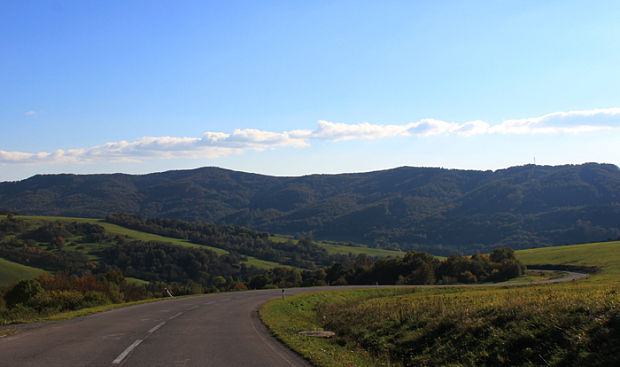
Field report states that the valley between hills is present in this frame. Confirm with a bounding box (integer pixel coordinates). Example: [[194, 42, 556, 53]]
[[1, 163, 619, 366]]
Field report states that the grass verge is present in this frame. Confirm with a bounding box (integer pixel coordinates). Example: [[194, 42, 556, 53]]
[[0, 329, 17, 337], [262, 283, 620, 367], [262, 241, 620, 367], [260, 289, 400, 367]]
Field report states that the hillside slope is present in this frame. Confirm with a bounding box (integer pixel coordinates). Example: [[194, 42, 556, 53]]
[[1, 163, 619, 254], [0, 257, 47, 287]]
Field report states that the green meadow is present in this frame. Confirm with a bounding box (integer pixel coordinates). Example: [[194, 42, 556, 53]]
[[317, 241, 404, 258], [261, 240, 620, 367], [270, 235, 404, 258], [516, 240, 620, 283], [0, 258, 48, 287]]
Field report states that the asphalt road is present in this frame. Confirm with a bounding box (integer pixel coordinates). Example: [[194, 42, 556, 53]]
[[0, 287, 324, 367], [0, 271, 586, 367]]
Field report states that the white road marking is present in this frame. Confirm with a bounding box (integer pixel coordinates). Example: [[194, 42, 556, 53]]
[[148, 321, 166, 334], [102, 333, 125, 340], [112, 339, 143, 365], [169, 312, 183, 320], [112, 312, 182, 364]]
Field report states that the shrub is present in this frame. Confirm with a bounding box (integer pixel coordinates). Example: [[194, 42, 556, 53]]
[[29, 290, 84, 312], [490, 247, 516, 262], [4, 279, 43, 307], [82, 291, 111, 308]]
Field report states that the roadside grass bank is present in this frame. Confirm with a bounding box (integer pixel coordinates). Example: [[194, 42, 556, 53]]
[[261, 283, 620, 367], [0, 329, 17, 337], [260, 289, 407, 367], [261, 241, 620, 367]]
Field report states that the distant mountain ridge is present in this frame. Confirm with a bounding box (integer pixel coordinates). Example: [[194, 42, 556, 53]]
[[1, 163, 619, 255]]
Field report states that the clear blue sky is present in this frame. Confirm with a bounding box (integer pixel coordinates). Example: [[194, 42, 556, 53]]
[[2, 0, 620, 181]]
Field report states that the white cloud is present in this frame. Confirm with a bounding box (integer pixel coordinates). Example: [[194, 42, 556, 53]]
[[201, 129, 309, 149], [299, 119, 489, 141], [304, 120, 410, 141], [406, 119, 460, 137], [490, 108, 620, 134], [0, 130, 307, 166], [1, 107, 618, 166], [24, 110, 37, 116]]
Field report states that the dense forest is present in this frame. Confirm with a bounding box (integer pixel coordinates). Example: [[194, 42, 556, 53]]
[[1, 163, 619, 255]]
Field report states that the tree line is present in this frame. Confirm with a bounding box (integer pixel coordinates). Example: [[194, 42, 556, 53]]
[[1, 214, 526, 323], [105, 213, 353, 268], [246, 247, 525, 288]]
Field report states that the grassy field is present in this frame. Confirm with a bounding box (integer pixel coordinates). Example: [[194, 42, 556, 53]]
[[0, 258, 48, 287], [261, 240, 620, 367], [317, 241, 404, 257], [516, 240, 620, 282], [15, 215, 287, 270], [270, 235, 404, 258]]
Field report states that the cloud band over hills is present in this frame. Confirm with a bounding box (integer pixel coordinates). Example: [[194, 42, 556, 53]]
[[2, 108, 619, 166]]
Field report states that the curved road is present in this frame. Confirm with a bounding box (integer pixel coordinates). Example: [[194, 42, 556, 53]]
[[0, 271, 585, 367]]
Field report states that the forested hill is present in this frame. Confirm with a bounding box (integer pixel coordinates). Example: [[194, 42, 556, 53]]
[[1, 163, 620, 255]]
